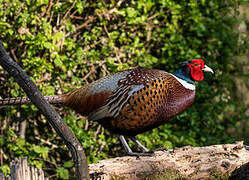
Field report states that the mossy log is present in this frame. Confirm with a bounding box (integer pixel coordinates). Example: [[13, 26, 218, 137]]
[[89, 141, 249, 180]]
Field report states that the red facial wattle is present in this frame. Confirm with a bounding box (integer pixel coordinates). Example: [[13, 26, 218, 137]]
[[190, 66, 204, 81], [187, 59, 205, 82]]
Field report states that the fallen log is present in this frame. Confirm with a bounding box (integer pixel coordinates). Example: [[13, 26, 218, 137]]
[[1, 142, 249, 179], [88, 141, 249, 179]]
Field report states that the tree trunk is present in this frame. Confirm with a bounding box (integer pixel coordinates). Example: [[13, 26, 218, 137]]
[[2, 158, 48, 180]]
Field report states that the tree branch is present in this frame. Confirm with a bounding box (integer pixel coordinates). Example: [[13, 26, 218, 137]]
[[0, 41, 89, 180]]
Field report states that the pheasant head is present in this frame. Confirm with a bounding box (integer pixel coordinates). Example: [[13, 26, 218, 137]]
[[173, 59, 214, 84]]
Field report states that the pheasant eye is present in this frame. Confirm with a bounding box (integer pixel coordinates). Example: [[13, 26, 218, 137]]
[[192, 63, 199, 67]]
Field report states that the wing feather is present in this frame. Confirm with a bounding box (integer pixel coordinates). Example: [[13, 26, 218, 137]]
[[88, 68, 167, 121]]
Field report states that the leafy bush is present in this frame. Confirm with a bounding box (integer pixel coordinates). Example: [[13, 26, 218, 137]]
[[0, 0, 248, 178]]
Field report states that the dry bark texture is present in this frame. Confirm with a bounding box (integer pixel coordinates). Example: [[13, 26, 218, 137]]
[[89, 141, 249, 180]]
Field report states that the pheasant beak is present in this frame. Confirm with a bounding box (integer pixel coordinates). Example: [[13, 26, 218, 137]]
[[202, 65, 214, 74]]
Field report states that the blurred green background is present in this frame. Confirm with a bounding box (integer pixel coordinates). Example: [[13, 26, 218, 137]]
[[0, 0, 248, 179]]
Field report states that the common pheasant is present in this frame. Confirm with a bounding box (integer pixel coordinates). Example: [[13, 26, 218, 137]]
[[0, 59, 214, 156]]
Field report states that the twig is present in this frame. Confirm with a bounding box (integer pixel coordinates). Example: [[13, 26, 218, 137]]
[[10, 49, 18, 62], [65, 16, 96, 38], [71, 15, 84, 20], [61, 0, 76, 27], [18, 119, 26, 139], [94, 125, 101, 139], [45, 0, 54, 18], [75, 16, 95, 31], [84, 118, 88, 131], [0, 149, 3, 166], [82, 65, 95, 82], [34, 136, 59, 149], [103, 25, 121, 63]]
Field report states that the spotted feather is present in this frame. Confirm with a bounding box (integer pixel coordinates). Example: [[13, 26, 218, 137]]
[[88, 68, 168, 121]]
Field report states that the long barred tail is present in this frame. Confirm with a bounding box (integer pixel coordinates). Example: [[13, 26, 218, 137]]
[[0, 95, 65, 107]]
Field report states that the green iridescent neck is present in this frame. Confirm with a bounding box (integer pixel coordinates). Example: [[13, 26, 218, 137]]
[[172, 68, 194, 84]]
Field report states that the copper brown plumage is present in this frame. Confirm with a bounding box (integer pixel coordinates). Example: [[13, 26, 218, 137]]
[[95, 71, 195, 136], [0, 59, 214, 156]]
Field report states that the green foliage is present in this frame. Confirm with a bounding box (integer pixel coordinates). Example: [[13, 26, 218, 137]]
[[0, 165, 10, 176], [56, 167, 69, 180], [0, 0, 248, 178]]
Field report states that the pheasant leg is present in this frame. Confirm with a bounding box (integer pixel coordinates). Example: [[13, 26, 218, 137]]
[[130, 137, 149, 152], [119, 135, 153, 156]]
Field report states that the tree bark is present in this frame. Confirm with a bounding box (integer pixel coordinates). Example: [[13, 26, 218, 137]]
[[0, 41, 89, 180], [88, 141, 249, 180], [7, 158, 48, 180]]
